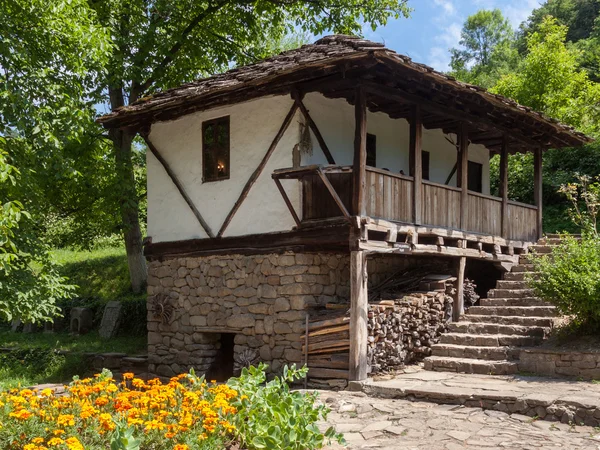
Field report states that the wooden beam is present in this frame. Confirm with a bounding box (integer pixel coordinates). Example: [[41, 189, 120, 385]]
[[453, 256, 466, 321], [352, 86, 368, 216], [273, 178, 301, 227], [459, 123, 469, 229], [534, 146, 543, 240], [349, 250, 368, 381], [409, 104, 423, 225], [218, 101, 299, 237], [500, 135, 509, 238], [143, 135, 215, 238], [317, 168, 351, 218], [292, 92, 336, 164]]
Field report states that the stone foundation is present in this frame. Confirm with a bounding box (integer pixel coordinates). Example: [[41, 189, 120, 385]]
[[519, 348, 600, 380]]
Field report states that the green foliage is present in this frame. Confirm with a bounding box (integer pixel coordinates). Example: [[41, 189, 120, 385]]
[[228, 363, 345, 450], [558, 173, 600, 234], [528, 233, 600, 330], [110, 425, 141, 450], [450, 9, 518, 88]]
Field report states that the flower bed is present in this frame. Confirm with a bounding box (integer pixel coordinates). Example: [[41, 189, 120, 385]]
[[0, 364, 342, 450]]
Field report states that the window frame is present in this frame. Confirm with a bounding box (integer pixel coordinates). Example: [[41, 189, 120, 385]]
[[366, 133, 377, 167], [202, 115, 231, 183]]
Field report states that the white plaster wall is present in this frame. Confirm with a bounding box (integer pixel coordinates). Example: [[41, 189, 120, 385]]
[[147, 92, 491, 243], [148, 95, 301, 242]]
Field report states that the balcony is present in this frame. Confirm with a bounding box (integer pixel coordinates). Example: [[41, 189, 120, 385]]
[[273, 165, 539, 243]]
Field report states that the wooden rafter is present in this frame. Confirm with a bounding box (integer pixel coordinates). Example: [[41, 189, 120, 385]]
[[292, 91, 336, 164], [217, 101, 299, 238], [143, 134, 215, 238], [273, 177, 301, 227]]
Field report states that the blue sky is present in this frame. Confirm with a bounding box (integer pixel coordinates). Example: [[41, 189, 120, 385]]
[[361, 0, 540, 71]]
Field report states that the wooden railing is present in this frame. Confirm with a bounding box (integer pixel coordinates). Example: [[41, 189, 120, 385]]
[[273, 165, 539, 242]]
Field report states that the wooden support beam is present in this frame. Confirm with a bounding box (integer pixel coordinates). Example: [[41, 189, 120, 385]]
[[317, 167, 351, 218], [453, 256, 466, 322], [292, 92, 336, 164], [409, 104, 423, 225], [352, 86, 368, 216], [273, 178, 301, 227], [500, 135, 509, 238], [349, 250, 368, 381], [143, 135, 215, 238], [534, 146, 543, 240], [218, 101, 299, 237], [459, 123, 469, 230]]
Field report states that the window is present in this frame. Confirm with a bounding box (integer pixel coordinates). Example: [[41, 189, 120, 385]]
[[202, 116, 230, 182], [366, 133, 376, 167], [422, 151, 430, 180], [468, 161, 483, 193]]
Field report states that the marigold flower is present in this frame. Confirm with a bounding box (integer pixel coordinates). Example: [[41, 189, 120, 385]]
[[65, 437, 84, 450], [56, 414, 75, 427], [40, 388, 54, 397], [47, 437, 65, 446], [122, 372, 135, 380], [173, 445, 189, 450]]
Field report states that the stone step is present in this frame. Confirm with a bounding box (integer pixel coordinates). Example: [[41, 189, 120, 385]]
[[423, 356, 519, 375], [459, 315, 555, 327], [448, 321, 550, 337], [495, 280, 529, 289], [488, 288, 536, 298], [439, 333, 542, 347], [467, 305, 557, 317], [431, 343, 521, 361], [538, 238, 564, 246], [480, 297, 547, 307], [529, 245, 553, 254], [503, 272, 528, 281], [511, 264, 536, 273]]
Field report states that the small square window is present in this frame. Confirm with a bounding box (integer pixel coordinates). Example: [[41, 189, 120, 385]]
[[202, 116, 230, 182]]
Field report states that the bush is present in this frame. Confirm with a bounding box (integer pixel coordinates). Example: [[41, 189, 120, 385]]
[[528, 233, 600, 330], [0, 364, 344, 450]]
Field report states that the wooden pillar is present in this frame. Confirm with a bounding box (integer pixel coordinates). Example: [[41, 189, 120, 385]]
[[453, 256, 466, 322], [349, 250, 368, 381], [352, 86, 368, 217], [458, 123, 469, 230], [500, 135, 509, 238], [534, 146, 543, 240], [409, 105, 423, 225]]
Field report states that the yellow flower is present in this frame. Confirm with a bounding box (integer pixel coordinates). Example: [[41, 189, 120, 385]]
[[57, 414, 75, 427], [47, 437, 65, 446], [65, 437, 84, 450], [122, 372, 135, 380], [173, 445, 189, 450], [40, 388, 54, 397], [32, 437, 45, 444]]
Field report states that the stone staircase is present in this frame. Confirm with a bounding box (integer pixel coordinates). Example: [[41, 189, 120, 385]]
[[424, 236, 561, 375]]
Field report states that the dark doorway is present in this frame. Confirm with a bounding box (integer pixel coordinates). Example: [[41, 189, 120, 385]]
[[206, 333, 234, 382], [468, 161, 483, 193], [465, 260, 502, 299]]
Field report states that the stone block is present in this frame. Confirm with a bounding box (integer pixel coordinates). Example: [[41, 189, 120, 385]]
[[279, 255, 295, 266], [273, 298, 290, 313], [264, 316, 275, 335], [279, 284, 311, 295], [273, 322, 292, 334], [99, 301, 123, 339], [226, 314, 256, 329], [248, 303, 270, 315], [258, 285, 277, 299], [70, 307, 94, 334]]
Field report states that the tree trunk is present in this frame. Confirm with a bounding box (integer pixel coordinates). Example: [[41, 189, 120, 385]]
[[108, 85, 147, 294]]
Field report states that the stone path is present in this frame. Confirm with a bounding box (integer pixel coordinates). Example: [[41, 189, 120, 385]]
[[318, 390, 600, 449]]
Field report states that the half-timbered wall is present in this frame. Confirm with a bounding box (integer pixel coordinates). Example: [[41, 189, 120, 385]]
[[147, 93, 490, 243]]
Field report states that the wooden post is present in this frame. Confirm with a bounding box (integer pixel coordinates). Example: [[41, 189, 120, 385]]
[[409, 104, 423, 225], [349, 250, 368, 381], [500, 135, 509, 238], [352, 86, 367, 217], [458, 123, 469, 230], [534, 146, 543, 240], [453, 256, 466, 322]]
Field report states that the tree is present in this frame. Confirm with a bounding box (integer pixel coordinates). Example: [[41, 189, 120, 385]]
[[87, 0, 411, 293], [450, 9, 517, 87]]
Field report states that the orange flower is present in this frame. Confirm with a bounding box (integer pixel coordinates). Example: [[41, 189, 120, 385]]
[[122, 372, 135, 380]]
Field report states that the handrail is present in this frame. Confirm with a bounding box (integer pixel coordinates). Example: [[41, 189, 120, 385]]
[[467, 190, 502, 202], [422, 179, 462, 193], [365, 166, 414, 182], [508, 199, 538, 210]]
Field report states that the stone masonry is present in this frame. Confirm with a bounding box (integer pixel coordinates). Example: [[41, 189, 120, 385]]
[[146, 252, 351, 378]]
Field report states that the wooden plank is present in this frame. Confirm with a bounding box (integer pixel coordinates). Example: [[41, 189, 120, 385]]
[[366, 166, 414, 181], [352, 86, 367, 216], [349, 251, 368, 381], [302, 324, 349, 338], [459, 123, 469, 230], [317, 168, 350, 218], [273, 178, 301, 227], [534, 146, 543, 240], [409, 104, 423, 225], [308, 316, 350, 331], [143, 135, 215, 238], [293, 93, 335, 164], [308, 346, 350, 355], [453, 256, 466, 321], [500, 135, 509, 238], [218, 101, 299, 237], [307, 360, 349, 370], [307, 367, 349, 380]]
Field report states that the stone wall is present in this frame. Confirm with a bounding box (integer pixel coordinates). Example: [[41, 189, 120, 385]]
[[146, 252, 351, 378], [519, 349, 600, 380]]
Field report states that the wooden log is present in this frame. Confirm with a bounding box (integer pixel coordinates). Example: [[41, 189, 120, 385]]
[[302, 324, 349, 338], [459, 123, 469, 230], [306, 331, 350, 345], [349, 250, 368, 381], [453, 256, 466, 321], [352, 86, 367, 216], [500, 135, 509, 238], [409, 104, 423, 225], [534, 146, 543, 240]]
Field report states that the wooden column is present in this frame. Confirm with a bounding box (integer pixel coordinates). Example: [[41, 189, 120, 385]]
[[458, 123, 469, 230], [499, 135, 509, 238], [409, 105, 423, 225], [534, 146, 543, 240], [349, 250, 368, 381], [352, 86, 368, 217], [453, 256, 466, 322]]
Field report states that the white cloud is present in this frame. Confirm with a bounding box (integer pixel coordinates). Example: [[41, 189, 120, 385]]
[[427, 46, 452, 71], [433, 0, 456, 15], [504, 0, 539, 27]]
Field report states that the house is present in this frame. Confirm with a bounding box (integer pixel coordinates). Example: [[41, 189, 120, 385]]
[[99, 35, 591, 382]]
